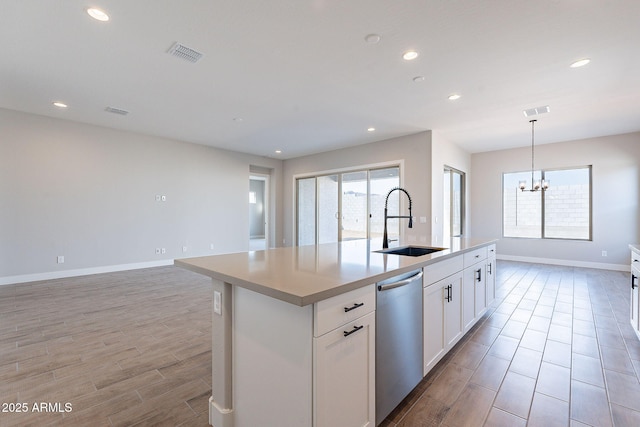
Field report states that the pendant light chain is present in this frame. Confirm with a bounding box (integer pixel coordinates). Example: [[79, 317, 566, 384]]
[[531, 119, 535, 187]]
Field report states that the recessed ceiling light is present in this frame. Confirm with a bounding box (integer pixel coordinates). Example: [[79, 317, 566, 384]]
[[570, 58, 590, 68], [275, 150, 282, 154], [402, 50, 418, 61], [448, 94, 461, 101], [367, 127, 376, 132], [365, 34, 381, 44], [233, 117, 243, 122], [87, 8, 109, 22], [52, 102, 68, 108], [413, 76, 425, 82]]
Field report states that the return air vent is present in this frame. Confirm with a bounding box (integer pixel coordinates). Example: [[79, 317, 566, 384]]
[[523, 105, 550, 118], [105, 106, 129, 116], [167, 42, 204, 63]]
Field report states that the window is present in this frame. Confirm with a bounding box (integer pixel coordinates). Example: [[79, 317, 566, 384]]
[[443, 166, 465, 241], [503, 166, 591, 240], [296, 166, 400, 245]]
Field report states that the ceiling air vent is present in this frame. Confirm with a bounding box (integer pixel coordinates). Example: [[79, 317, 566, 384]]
[[105, 106, 129, 116], [523, 105, 550, 118], [167, 42, 204, 63]]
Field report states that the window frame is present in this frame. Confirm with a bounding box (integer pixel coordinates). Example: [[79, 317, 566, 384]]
[[294, 161, 403, 246], [502, 165, 592, 241]]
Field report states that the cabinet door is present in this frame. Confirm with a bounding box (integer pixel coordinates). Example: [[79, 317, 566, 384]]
[[462, 266, 477, 332], [444, 272, 463, 349], [423, 282, 445, 375], [486, 256, 496, 307], [314, 311, 375, 427], [473, 262, 487, 318]]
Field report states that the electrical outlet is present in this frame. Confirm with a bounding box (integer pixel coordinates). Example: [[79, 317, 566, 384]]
[[57, 255, 64, 264], [155, 195, 161, 202], [182, 246, 188, 253], [161, 195, 166, 202], [161, 248, 166, 254], [213, 291, 222, 315], [602, 250, 607, 257], [155, 248, 161, 255], [210, 243, 215, 250]]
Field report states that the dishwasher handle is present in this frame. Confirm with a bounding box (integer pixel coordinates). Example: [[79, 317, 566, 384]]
[[378, 270, 423, 292]]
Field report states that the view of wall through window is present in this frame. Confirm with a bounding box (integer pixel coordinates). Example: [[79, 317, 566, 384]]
[[503, 166, 591, 240], [443, 166, 465, 242], [296, 166, 400, 245]]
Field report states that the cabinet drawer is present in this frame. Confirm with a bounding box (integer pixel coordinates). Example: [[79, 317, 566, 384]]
[[631, 249, 640, 264], [314, 284, 375, 337], [424, 255, 463, 285], [464, 247, 488, 267], [487, 244, 497, 258]]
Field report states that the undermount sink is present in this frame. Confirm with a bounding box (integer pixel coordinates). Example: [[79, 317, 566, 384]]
[[375, 245, 446, 257]]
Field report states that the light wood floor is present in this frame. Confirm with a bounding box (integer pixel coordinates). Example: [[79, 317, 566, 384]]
[[382, 261, 640, 427], [2, 261, 640, 426], [0, 266, 213, 426]]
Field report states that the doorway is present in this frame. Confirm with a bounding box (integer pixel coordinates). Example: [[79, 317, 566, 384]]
[[249, 174, 268, 250]]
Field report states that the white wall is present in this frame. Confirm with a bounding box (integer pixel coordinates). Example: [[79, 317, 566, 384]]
[[0, 108, 283, 284], [431, 131, 472, 244], [471, 132, 640, 270], [282, 132, 433, 246]]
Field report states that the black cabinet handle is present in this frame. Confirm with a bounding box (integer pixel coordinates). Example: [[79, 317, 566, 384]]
[[476, 269, 482, 282], [448, 284, 452, 302], [343, 325, 364, 337], [344, 302, 364, 313], [488, 262, 492, 275], [632, 274, 637, 290]]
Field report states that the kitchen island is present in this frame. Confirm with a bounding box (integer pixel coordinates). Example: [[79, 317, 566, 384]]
[[175, 237, 496, 427]]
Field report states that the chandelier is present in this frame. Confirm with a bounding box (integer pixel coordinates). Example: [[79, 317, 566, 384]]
[[519, 119, 549, 192]]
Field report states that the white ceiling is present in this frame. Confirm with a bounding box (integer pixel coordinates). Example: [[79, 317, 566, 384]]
[[2, 1, 639, 159]]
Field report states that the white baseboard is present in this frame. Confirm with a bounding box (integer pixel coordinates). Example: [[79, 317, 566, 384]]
[[0, 259, 175, 286], [497, 254, 629, 272]]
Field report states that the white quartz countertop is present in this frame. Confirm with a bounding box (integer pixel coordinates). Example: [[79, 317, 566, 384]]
[[175, 237, 496, 306]]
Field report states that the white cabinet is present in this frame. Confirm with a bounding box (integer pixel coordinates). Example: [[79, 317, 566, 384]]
[[423, 271, 463, 375], [631, 248, 640, 341], [462, 246, 489, 333], [314, 285, 376, 427], [486, 244, 496, 305], [231, 284, 375, 427], [462, 264, 480, 331]]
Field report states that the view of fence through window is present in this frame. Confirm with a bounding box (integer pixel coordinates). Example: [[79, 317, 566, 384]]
[[503, 166, 591, 240]]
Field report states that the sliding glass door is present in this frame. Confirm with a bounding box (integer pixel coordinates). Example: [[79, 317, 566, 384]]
[[296, 166, 400, 245]]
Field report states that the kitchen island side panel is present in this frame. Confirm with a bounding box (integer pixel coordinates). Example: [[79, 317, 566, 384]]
[[233, 285, 314, 427]]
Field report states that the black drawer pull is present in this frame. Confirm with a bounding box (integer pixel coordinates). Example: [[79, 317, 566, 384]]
[[344, 302, 364, 312], [632, 274, 637, 290], [343, 325, 364, 337], [476, 268, 482, 282]]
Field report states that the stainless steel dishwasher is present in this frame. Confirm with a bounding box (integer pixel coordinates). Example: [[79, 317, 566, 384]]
[[376, 268, 424, 425]]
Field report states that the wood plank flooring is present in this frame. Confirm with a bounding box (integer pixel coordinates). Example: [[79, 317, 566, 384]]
[[0, 267, 213, 426], [382, 261, 640, 427], [2, 261, 640, 426]]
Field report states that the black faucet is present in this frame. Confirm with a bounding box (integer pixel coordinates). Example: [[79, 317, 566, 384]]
[[382, 187, 413, 249]]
